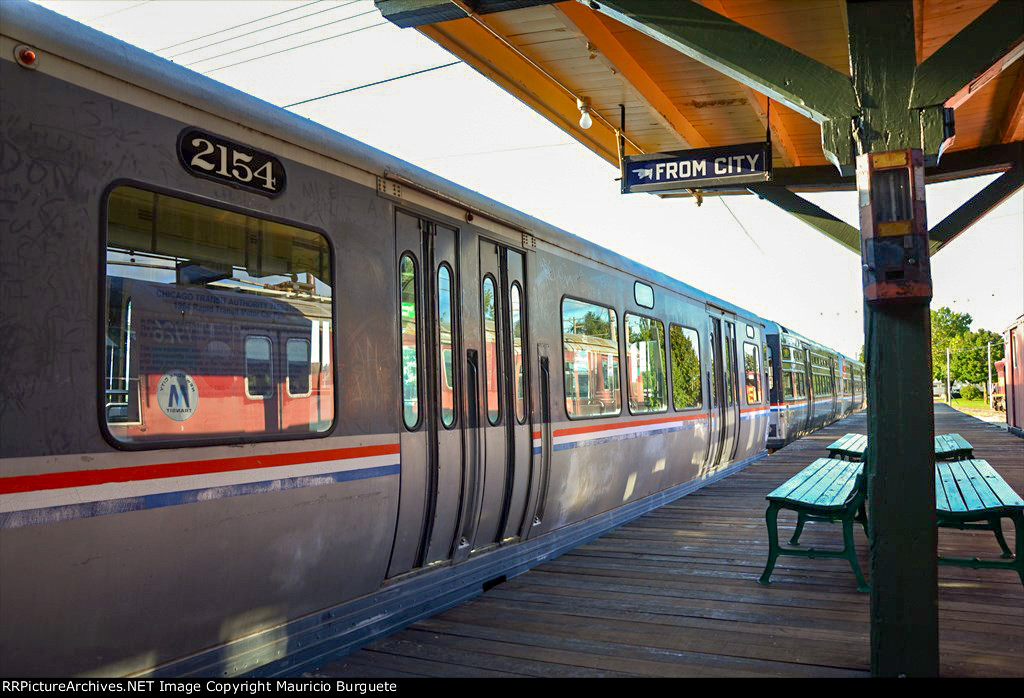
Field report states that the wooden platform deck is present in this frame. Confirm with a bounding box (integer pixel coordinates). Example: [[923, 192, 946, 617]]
[[314, 405, 1023, 678]]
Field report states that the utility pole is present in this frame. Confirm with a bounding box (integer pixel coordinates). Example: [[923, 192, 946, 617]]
[[987, 341, 993, 405], [947, 347, 951, 403]]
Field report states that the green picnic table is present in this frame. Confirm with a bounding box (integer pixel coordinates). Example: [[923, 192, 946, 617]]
[[759, 456, 1024, 589], [759, 458, 869, 592], [936, 459, 1024, 585], [826, 433, 973, 461]]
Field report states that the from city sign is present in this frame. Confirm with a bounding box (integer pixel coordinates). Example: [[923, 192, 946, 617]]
[[622, 142, 771, 194]]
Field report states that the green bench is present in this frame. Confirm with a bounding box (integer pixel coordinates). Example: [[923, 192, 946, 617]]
[[826, 432, 973, 461], [759, 457, 1024, 590], [934, 434, 974, 461], [758, 458, 869, 592], [936, 459, 1024, 586]]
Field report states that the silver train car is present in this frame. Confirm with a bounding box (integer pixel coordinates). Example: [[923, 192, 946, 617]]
[[765, 322, 866, 449], [0, 2, 856, 677]]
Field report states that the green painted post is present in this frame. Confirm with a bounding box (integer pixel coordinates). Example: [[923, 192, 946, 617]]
[[847, 1, 939, 677]]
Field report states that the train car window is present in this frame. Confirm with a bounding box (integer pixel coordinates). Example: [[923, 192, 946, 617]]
[[511, 283, 526, 424], [634, 281, 654, 309], [483, 275, 501, 425], [286, 338, 311, 397], [744, 343, 762, 404], [438, 264, 455, 429], [625, 314, 668, 414], [670, 325, 702, 410], [103, 185, 334, 446], [400, 254, 420, 430], [245, 337, 274, 399], [562, 298, 621, 418]]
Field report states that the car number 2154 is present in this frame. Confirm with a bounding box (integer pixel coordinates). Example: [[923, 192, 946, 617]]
[[178, 128, 286, 196]]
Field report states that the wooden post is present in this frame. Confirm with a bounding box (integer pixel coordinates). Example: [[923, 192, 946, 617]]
[[847, 1, 939, 677]]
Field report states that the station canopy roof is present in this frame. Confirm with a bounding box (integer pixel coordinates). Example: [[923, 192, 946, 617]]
[[376, 0, 1024, 249]]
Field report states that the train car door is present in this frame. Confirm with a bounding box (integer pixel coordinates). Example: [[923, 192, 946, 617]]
[[473, 240, 533, 549], [801, 343, 814, 433], [705, 313, 741, 467], [389, 211, 466, 577]]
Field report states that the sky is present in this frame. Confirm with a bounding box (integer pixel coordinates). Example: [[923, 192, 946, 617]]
[[31, 0, 1024, 357]]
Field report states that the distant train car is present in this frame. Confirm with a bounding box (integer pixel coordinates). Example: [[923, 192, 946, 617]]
[[765, 323, 865, 449], [0, 2, 854, 678], [1003, 314, 1024, 437]]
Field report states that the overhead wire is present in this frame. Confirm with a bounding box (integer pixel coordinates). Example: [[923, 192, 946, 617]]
[[168, 1, 363, 59], [186, 7, 379, 67], [202, 20, 387, 73], [156, 0, 326, 52], [719, 197, 767, 255], [284, 61, 462, 108], [88, 0, 155, 22]]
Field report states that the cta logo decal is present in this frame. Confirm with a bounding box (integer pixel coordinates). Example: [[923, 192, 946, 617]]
[[157, 371, 199, 421]]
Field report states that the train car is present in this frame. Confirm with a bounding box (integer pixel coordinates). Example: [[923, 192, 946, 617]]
[[1, 3, 780, 677], [1003, 314, 1024, 438], [765, 323, 865, 449]]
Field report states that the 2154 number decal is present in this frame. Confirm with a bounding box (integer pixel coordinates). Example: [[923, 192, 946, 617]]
[[178, 129, 286, 197]]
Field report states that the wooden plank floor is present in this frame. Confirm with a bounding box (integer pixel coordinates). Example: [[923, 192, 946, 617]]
[[314, 405, 1023, 677]]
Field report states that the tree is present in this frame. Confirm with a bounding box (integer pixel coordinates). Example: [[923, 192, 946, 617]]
[[931, 307, 971, 382], [950, 329, 1004, 386]]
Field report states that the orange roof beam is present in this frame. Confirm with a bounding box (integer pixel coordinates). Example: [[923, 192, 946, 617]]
[[418, 16, 629, 167], [1000, 65, 1024, 143], [556, 2, 710, 151]]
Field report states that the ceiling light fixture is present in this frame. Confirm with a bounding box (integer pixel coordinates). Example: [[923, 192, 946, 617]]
[[577, 97, 593, 130]]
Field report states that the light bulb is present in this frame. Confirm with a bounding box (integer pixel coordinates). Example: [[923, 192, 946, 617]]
[[577, 97, 592, 130]]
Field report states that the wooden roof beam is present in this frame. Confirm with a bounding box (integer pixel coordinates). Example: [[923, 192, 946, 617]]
[[375, 0, 560, 28], [928, 158, 1024, 254], [703, 0, 799, 167], [1001, 66, 1024, 143], [418, 17, 625, 166], [585, 0, 858, 125], [556, 2, 709, 150], [746, 183, 860, 254], [909, 0, 1024, 110]]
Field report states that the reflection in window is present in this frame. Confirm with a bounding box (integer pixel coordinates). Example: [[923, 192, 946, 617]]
[[400, 255, 419, 430], [438, 265, 455, 428], [483, 276, 500, 425], [103, 185, 334, 445], [626, 315, 667, 414], [246, 336, 274, 399], [511, 283, 526, 424], [744, 342, 761, 404], [670, 325, 702, 410], [562, 298, 620, 418], [287, 338, 311, 397]]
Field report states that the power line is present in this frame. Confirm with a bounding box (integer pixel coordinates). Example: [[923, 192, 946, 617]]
[[719, 197, 766, 256], [169, 1, 363, 59], [187, 8, 379, 67], [283, 61, 461, 108], [157, 0, 326, 52], [88, 0, 155, 22], [203, 21, 387, 74]]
